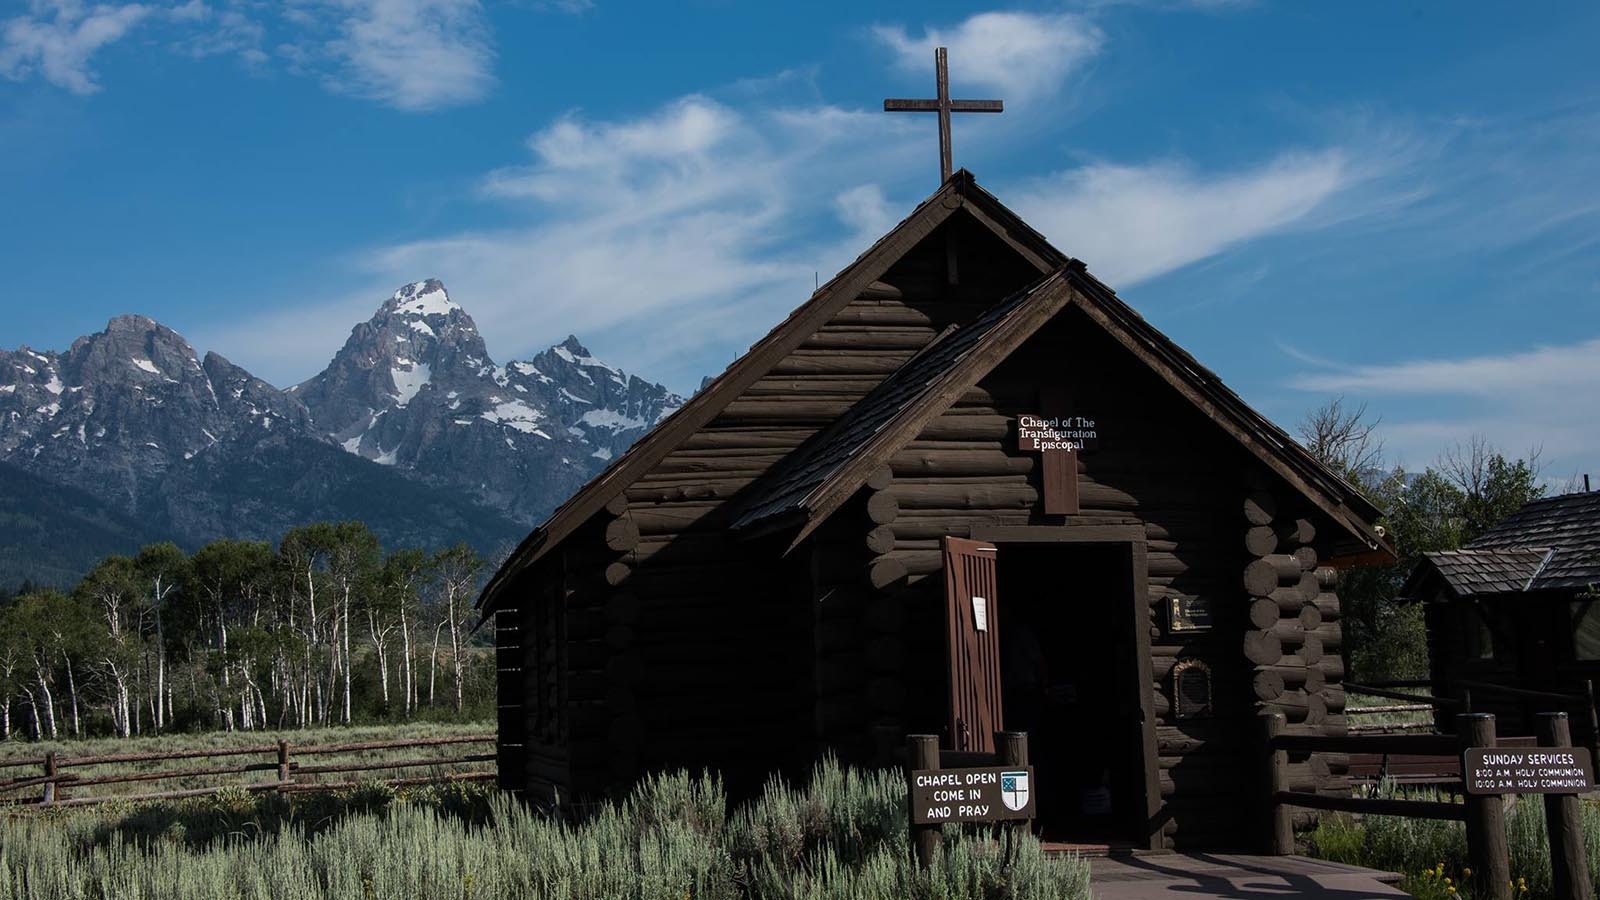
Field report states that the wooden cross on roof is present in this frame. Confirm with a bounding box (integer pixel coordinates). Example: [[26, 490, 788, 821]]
[[884, 47, 1004, 182]]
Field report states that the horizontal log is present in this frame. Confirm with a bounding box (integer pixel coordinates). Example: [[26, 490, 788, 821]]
[[870, 556, 909, 590], [867, 492, 899, 525], [1250, 597, 1284, 631], [770, 352, 914, 376], [677, 429, 815, 451], [719, 400, 857, 423], [1253, 669, 1285, 701], [1245, 525, 1278, 557], [889, 449, 1035, 478], [1316, 567, 1338, 590], [1244, 555, 1303, 597], [1279, 518, 1316, 546], [649, 453, 787, 475], [1244, 491, 1277, 526], [1157, 724, 1243, 756], [1264, 690, 1328, 725], [1298, 603, 1323, 630], [864, 597, 906, 633], [626, 480, 748, 503], [605, 517, 640, 552], [1312, 592, 1341, 622], [625, 504, 722, 535], [744, 375, 883, 397], [1294, 546, 1319, 571], [606, 592, 639, 625], [1244, 630, 1283, 666], [865, 524, 896, 555], [800, 329, 937, 350]]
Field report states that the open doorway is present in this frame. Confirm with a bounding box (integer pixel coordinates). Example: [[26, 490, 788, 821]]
[[995, 541, 1151, 845]]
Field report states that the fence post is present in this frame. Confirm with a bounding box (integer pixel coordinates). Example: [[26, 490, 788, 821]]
[[1458, 713, 1510, 900], [40, 752, 56, 806], [907, 735, 942, 869], [1536, 712, 1592, 900], [276, 740, 292, 792], [1259, 712, 1292, 854], [996, 731, 1030, 844]]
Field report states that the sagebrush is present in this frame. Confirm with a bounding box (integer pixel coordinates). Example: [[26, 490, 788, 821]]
[[0, 758, 1090, 900]]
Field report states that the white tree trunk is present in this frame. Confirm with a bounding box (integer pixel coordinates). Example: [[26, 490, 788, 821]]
[[400, 608, 414, 717], [428, 623, 443, 707]]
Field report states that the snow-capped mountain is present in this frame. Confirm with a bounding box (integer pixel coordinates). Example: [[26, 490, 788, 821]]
[[293, 280, 683, 519], [0, 280, 685, 585], [0, 313, 309, 510]]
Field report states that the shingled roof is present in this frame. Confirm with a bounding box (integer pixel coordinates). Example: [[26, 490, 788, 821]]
[[477, 170, 1392, 615], [1417, 548, 1554, 597], [1407, 492, 1600, 600], [729, 262, 1389, 553], [729, 269, 1076, 541], [476, 171, 1066, 613], [1465, 492, 1600, 590]]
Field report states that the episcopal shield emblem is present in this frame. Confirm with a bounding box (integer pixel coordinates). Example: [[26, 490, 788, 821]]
[[1000, 771, 1030, 812]]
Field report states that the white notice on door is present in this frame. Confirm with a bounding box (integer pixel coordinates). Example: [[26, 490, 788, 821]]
[[972, 596, 988, 632]]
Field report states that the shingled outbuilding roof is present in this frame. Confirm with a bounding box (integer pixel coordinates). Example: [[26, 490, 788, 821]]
[[1409, 492, 1600, 599]]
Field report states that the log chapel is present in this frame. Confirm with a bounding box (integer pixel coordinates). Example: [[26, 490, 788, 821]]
[[477, 170, 1393, 850]]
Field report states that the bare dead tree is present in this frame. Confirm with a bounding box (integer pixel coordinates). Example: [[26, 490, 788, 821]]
[[1298, 396, 1385, 479], [1439, 434, 1543, 496]]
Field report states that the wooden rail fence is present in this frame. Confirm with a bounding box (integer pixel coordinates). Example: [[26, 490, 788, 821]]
[[0, 734, 496, 808], [1261, 711, 1593, 900]]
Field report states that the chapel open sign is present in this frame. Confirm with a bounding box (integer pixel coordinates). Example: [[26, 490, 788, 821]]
[[910, 766, 1036, 824]]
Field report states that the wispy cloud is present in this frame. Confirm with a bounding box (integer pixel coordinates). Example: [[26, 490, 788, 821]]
[[873, 11, 1103, 103], [1285, 337, 1600, 473], [1290, 338, 1600, 397], [1012, 151, 1349, 285], [1, 0, 496, 110], [195, 91, 921, 388], [304, 0, 496, 111], [0, 0, 156, 94]]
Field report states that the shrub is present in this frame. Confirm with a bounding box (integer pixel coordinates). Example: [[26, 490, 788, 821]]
[[0, 759, 1090, 900]]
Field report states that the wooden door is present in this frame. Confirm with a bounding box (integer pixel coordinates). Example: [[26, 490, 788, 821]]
[[943, 536, 1003, 753]]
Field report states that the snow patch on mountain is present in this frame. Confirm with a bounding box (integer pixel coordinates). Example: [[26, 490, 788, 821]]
[[391, 362, 430, 407]]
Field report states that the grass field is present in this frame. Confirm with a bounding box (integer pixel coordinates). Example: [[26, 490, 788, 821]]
[[0, 759, 1090, 900]]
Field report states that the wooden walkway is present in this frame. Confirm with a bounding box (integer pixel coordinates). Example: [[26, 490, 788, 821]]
[[1086, 853, 1407, 900]]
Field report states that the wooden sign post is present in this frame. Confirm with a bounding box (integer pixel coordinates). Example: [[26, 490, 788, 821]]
[[1461, 710, 1597, 900], [1539, 713, 1591, 900], [906, 732, 1033, 869], [1459, 714, 1512, 900], [1017, 389, 1098, 515]]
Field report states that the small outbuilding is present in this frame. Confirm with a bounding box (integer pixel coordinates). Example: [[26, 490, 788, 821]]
[[1404, 491, 1600, 739], [477, 172, 1391, 850]]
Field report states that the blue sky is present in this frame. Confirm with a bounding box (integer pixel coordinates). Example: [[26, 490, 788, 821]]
[[2, 0, 1597, 483]]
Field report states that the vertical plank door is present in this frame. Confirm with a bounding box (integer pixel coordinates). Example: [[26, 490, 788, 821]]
[[942, 537, 1003, 753]]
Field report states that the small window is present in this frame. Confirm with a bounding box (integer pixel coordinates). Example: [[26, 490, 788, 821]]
[[1571, 602, 1600, 661], [1465, 603, 1495, 661]]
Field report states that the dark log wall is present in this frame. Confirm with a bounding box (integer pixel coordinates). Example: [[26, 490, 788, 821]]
[[495, 556, 569, 802], [502, 213, 1047, 801], [813, 304, 1354, 849]]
